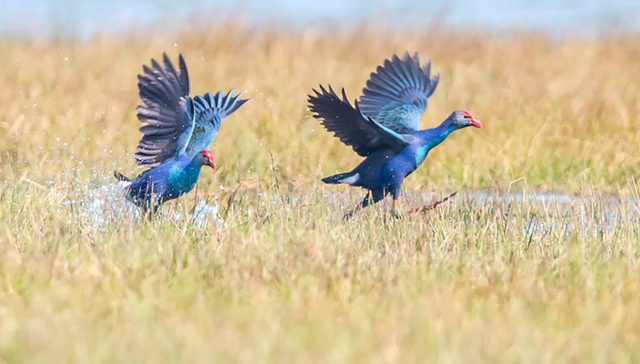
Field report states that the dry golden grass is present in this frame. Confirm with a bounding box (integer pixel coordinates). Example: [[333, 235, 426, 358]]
[[1, 25, 640, 363]]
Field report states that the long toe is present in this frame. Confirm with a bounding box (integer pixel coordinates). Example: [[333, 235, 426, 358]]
[[408, 191, 458, 215]]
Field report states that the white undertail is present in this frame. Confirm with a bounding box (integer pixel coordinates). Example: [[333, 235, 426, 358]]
[[339, 173, 360, 185]]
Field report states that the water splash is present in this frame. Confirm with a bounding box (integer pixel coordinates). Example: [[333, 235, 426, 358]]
[[174, 200, 224, 228], [62, 182, 223, 229], [60, 182, 640, 238], [415, 190, 639, 239]]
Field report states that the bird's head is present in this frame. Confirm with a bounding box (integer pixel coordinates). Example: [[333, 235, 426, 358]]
[[449, 110, 483, 129], [200, 150, 216, 169]]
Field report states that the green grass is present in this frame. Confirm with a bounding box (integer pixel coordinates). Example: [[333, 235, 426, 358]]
[[1, 26, 640, 363]]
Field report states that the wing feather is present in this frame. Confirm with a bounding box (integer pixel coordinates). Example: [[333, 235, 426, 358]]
[[308, 85, 409, 157], [359, 52, 440, 134], [134, 53, 193, 167], [184, 90, 251, 157]]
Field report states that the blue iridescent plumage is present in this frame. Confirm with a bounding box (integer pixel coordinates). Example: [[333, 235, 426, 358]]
[[308, 52, 482, 217], [116, 152, 215, 212], [115, 53, 249, 212]]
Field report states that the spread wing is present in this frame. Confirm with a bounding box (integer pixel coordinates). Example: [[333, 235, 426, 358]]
[[134, 53, 194, 167], [308, 85, 409, 157], [359, 52, 439, 134], [184, 90, 251, 157]]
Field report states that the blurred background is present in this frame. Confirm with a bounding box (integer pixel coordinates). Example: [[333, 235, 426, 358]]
[[3, 0, 640, 190], [4, 2, 640, 363], [2, 0, 640, 38]]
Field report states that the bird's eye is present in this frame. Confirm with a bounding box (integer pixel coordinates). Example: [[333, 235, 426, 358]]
[[463, 114, 470, 119]]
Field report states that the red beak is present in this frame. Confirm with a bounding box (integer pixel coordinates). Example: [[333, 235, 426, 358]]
[[463, 110, 483, 128], [203, 151, 216, 169]]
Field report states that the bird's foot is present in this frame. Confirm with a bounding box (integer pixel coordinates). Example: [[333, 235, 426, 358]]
[[390, 210, 403, 219], [407, 191, 458, 215], [343, 205, 364, 221]]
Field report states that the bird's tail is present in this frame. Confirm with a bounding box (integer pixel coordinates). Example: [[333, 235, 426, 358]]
[[114, 170, 133, 199], [113, 170, 132, 182], [322, 172, 360, 185]]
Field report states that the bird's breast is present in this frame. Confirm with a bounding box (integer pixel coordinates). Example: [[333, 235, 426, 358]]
[[168, 166, 201, 194]]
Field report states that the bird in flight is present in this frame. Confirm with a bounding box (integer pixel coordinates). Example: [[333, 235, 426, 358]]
[[309, 52, 482, 218], [115, 53, 250, 213]]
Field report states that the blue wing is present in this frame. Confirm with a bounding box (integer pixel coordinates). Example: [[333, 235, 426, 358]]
[[308, 85, 409, 157], [359, 52, 439, 134], [135, 53, 195, 167], [184, 90, 251, 157]]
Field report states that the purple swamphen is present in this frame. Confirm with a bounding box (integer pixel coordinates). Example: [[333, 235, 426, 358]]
[[115, 53, 250, 213], [308, 52, 482, 218]]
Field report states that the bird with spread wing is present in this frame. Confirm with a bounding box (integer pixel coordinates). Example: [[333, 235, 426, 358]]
[[115, 53, 250, 213], [308, 52, 482, 218]]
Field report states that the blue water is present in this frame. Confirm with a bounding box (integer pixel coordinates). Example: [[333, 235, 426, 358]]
[[2, 0, 640, 38]]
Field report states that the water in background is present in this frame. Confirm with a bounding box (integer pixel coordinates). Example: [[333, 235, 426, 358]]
[[2, 0, 639, 38]]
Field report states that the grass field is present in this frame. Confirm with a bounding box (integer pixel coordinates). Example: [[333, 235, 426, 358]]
[[1, 25, 640, 363]]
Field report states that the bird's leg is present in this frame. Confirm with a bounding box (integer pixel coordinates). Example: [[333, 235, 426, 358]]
[[344, 193, 373, 220], [391, 197, 401, 219], [142, 196, 162, 220], [343, 188, 387, 220], [387, 188, 403, 219], [151, 203, 161, 218], [140, 205, 153, 220], [142, 203, 159, 220], [406, 192, 458, 215], [343, 204, 363, 220]]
